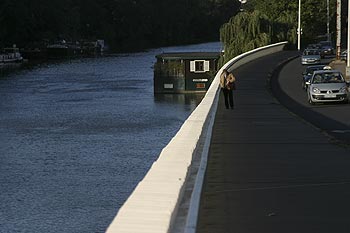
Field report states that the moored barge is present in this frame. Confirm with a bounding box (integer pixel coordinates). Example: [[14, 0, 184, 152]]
[[0, 47, 23, 64], [154, 52, 221, 93]]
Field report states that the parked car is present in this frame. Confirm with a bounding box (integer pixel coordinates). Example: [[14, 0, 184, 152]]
[[340, 49, 347, 61], [301, 65, 328, 90], [319, 41, 334, 58], [301, 49, 321, 65], [306, 43, 321, 50], [306, 70, 349, 104]]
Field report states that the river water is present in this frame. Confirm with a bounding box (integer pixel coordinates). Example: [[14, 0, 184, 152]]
[[0, 42, 222, 233]]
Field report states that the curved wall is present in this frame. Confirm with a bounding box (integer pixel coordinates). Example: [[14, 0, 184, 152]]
[[106, 41, 288, 233]]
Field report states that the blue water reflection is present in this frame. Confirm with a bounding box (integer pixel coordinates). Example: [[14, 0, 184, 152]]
[[0, 42, 222, 233]]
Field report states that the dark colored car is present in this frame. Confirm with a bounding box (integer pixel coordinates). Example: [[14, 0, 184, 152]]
[[306, 43, 321, 50], [302, 65, 328, 90], [319, 41, 334, 58]]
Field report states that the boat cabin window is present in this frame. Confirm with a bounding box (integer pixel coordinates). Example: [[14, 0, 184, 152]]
[[195, 61, 204, 71], [190, 60, 210, 73]]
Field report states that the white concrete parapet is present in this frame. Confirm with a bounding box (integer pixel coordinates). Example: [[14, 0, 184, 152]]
[[105, 41, 288, 233]]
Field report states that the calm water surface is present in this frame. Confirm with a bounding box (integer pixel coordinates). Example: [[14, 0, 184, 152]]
[[0, 42, 221, 233]]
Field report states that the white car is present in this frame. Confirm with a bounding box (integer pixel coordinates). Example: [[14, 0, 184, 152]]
[[340, 50, 347, 61], [306, 70, 349, 104]]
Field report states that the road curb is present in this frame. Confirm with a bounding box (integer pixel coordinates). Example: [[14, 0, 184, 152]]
[[269, 54, 350, 146]]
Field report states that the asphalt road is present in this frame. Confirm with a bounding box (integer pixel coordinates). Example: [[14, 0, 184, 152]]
[[196, 51, 350, 233], [273, 56, 350, 144]]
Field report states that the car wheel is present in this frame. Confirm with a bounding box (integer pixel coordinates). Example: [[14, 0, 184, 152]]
[[308, 96, 315, 105]]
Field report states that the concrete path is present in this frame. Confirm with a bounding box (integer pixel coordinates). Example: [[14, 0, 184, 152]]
[[196, 51, 350, 233]]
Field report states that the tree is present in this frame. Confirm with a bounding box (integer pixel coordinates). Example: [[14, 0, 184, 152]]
[[247, 0, 337, 45], [0, 0, 243, 52], [219, 0, 343, 63], [220, 11, 273, 63]]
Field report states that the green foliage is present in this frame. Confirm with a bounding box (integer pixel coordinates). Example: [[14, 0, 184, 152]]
[[220, 0, 341, 63], [0, 0, 240, 52], [1, 0, 344, 56], [154, 61, 185, 77], [220, 10, 293, 63], [247, 0, 338, 44]]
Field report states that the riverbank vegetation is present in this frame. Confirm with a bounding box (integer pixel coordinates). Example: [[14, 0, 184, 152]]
[[0, 0, 240, 52], [220, 0, 346, 63]]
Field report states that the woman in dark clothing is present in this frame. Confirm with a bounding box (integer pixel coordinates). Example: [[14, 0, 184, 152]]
[[219, 69, 236, 109]]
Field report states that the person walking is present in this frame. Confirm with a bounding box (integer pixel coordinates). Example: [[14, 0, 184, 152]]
[[219, 68, 236, 109]]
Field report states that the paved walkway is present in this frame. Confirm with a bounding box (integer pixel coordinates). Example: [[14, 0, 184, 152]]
[[196, 51, 350, 233]]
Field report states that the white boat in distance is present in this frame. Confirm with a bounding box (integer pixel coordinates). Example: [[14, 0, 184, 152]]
[[0, 47, 23, 63]]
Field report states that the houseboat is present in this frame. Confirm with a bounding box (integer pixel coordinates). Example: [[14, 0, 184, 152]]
[[46, 41, 76, 58], [47, 39, 105, 58], [154, 52, 221, 93], [0, 47, 23, 63]]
